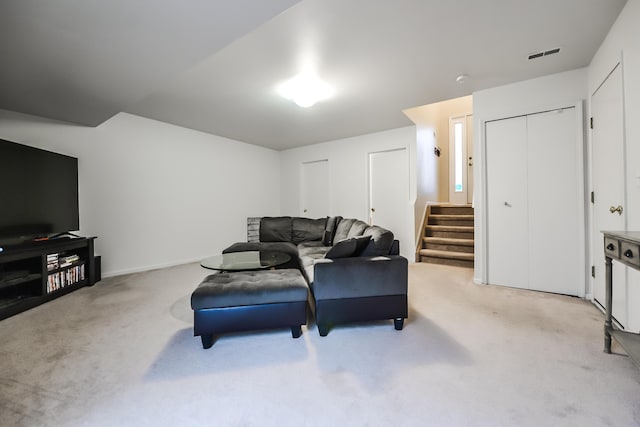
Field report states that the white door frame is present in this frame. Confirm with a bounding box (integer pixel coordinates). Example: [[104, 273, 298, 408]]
[[449, 113, 473, 205], [479, 101, 586, 296], [588, 57, 627, 314]]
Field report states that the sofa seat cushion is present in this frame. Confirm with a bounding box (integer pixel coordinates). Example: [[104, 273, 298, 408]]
[[191, 269, 308, 310], [297, 243, 331, 285]]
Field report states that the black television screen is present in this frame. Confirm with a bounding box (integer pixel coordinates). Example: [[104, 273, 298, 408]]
[[0, 139, 79, 241]]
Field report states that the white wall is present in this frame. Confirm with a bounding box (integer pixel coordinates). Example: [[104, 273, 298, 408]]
[[279, 126, 417, 259], [472, 68, 588, 285], [404, 96, 473, 240], [0, 110, 281, 277], [589, 0, 640, 330]]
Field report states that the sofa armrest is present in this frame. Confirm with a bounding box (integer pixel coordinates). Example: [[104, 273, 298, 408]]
[[312, 255, 408, 300]]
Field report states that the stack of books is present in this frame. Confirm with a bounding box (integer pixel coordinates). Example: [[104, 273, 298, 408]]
[[47, 263, 85, 293], [59, 254, 80, 268], [46, 253, 59, 271]]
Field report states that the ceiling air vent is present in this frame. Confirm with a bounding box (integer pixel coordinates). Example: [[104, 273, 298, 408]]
[[528, 47, 561, 60]]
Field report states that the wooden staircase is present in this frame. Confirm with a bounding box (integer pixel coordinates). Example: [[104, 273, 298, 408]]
[[418, 204, 474, 268]]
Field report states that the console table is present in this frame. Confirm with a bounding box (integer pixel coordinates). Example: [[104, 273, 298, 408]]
[[603, 231, 640, 368]]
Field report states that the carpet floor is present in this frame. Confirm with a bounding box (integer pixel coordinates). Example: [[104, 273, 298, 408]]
[[1, 262, 639, 426]]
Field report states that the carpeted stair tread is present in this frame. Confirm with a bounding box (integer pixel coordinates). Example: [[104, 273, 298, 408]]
[[425, 225, 474, 232], [423, 237, 474, 246], [428, 214, 474, 220], [419, 249, 474, 261]]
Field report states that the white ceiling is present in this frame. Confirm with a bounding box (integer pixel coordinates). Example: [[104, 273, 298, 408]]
[[0, 0, 627, 150]]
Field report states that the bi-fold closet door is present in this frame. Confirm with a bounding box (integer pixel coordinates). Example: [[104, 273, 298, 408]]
[[486, 107, 584, 296]]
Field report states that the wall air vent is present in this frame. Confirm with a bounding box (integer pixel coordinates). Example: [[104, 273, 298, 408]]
[[528, 47, 561, 60]]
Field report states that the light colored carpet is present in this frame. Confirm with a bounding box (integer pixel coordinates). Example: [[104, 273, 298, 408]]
[[1, 262, 639, 426]]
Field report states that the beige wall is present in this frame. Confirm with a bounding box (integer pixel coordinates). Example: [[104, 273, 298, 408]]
[[403, 95, 473, 238]]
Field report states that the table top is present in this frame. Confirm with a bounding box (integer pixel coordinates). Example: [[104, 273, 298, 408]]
[[200, 250, 291, 271], [602, 231, 640, 244]]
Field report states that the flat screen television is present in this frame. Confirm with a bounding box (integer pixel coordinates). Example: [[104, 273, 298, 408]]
[[0, 139, 79, 244]]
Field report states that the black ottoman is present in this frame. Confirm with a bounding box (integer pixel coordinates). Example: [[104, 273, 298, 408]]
[[190, 269, 309, 349]]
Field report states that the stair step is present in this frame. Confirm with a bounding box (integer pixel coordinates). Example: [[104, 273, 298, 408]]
[[429, 214, 474, 220], [428, 214, 474, 227], [422, 237, 474, 253], [423, 237, 474, 246], [420, 256, 474, 268], [430, 205, 474, 215], [420, 205, 475, 267], [425, 225, 474, 237], [425, 225, 473, 232], [419, 249, 474, 261]]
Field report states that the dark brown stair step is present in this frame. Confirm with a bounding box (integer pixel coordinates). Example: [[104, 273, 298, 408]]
[[429, 214, 474, 220], [423, 237, 474, 246], [425, 225, 474, 233], [430, 205, 474, 215]]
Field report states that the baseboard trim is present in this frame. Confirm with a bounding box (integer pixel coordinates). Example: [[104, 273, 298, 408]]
[[102, 255, 206, 279]]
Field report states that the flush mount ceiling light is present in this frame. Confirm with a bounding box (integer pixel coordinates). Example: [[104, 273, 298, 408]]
[[277, 73, 334, 108]]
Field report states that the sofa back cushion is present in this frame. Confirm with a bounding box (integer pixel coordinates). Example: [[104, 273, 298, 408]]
[[322, 216, 342, 246], [292, 217, 326, 244], [333, 218, 356, 242], [360, 225, 395, 256], [347, 220, 369, 238], [259, 217, 292, 242]]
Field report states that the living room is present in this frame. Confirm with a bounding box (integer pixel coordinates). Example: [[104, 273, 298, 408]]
[[1, 1, 640, 425]]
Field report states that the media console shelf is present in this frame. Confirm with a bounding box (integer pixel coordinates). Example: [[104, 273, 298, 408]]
[[603, 231, 640, 368], [0, 236, 98, 320]]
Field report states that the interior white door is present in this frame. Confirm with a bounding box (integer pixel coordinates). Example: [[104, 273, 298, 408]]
[[301, 159, 329, 218], [527, 107, 582, 296], [486, 108, 584, 296], [369, 149, 409, 237], [591, 63, 627, 327], [486, 116, 529, 288]]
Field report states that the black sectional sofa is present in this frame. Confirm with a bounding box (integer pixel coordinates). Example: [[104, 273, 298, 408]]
[[223, 216, 408, 336]]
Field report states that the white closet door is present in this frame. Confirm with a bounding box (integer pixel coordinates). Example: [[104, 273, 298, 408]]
[[486, 116, 529, 289], [527, 108, 582, 296], [486, 109, 584, 296]]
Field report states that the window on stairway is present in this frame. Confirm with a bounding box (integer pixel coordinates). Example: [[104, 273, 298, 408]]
[[454, 121, 463, 192]]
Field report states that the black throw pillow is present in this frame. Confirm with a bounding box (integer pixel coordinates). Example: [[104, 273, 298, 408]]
[[324, 238, 357, 259], [352, 235, 371, 256]]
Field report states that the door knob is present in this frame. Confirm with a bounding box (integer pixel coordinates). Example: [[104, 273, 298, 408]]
[[624, 249, 634, 258], [371, 208, 375, 212], [303, 209, 307, 213], [606, 243, 615, 251], [609, 205, 623, 215], [504, 202, 512, 207]]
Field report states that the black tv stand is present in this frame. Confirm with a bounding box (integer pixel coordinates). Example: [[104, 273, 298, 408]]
[[0, 236, 99, 320]]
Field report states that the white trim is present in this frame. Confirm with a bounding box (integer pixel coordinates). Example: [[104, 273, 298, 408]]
[[480, 100, 587, 297]]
